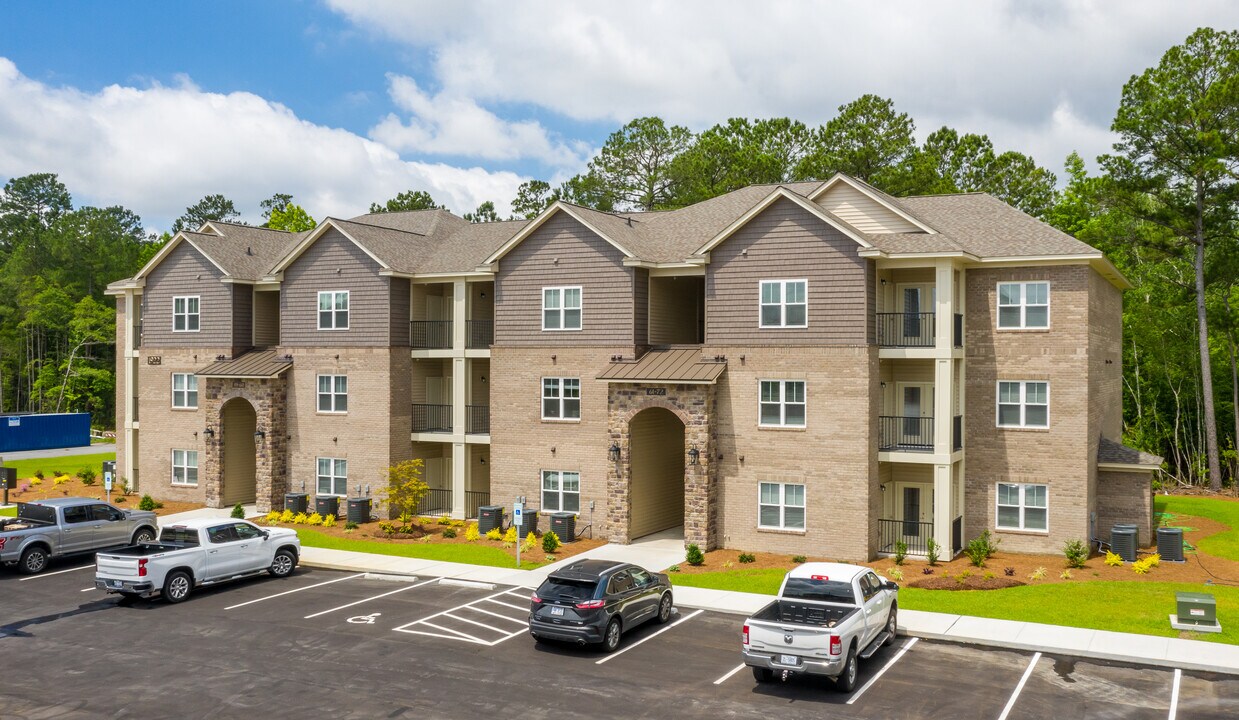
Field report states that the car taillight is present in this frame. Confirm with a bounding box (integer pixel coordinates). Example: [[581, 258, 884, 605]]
[[137, 558, 147, 578], [530, 593, 542, 604], [829, 634, 841, 656], [575, 599, 606, 610], [742, 624, 749, 646]]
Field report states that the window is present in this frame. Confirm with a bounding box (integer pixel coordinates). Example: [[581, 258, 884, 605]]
[[172, 449, 199, 486], [172, 296, 200, 332], [207, 525, 238, 544], [541, 470, 580, 513], [317, 457, 347, 496], [541, 378, 581, 420], [172, 373, 198, 409], [233, 523, 263, 540], [62, 505, 91, 524], [759, 380, 806, 427], [759, 482, 806, 530], [91, 504, 125, 522], [318, 291, 349, 330], [996, 483, 1048, 531], [759, 280, 807, 328], [542, 286, 582, 330], [317, 374, 348, 413], [997, 381, 1049, 428], [997, 282, 1049, 329]]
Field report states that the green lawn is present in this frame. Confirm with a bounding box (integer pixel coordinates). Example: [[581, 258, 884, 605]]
[[0, 506, 15, 516], [2, 451, 116, 482], [1156, 494, 1239, 561], [294, 526, 546, 570], [672, 568, 787, 594]]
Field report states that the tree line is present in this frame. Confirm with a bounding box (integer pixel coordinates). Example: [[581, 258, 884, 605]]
[[0, 28, 1234, 490]]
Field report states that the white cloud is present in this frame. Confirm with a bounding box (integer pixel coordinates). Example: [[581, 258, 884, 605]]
[[327, 0, 1239, 172], [0, 58, 525, 229], [370, 74, 589, 168]]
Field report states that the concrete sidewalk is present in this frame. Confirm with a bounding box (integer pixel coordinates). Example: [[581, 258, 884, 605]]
[[1, 444, 115, 461]]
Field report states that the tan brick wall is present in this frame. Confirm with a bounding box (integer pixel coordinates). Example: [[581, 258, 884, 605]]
[[1096, 470, 1154, 548]]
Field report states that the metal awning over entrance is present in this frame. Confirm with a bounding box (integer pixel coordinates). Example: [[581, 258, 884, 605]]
[[597, 347, 726, 384], [196, 349, 292, 378]]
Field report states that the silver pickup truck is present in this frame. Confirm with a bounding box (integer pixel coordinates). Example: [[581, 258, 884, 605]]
[[0, 498, 158, 574], [742, 562, 898, 692]]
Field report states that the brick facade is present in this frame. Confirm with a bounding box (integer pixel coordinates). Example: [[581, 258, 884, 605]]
[[202, 375, 289, 512]]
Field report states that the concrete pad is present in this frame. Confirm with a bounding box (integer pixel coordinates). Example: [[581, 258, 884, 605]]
[[899, 609, 960, 637], [1012, 622, 1096, 655], [945, 614, 1029, 645], [1087, 629, 1170, 664], [1165, 637, 1239, 673]]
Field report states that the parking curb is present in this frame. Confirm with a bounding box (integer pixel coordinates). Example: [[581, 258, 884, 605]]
[[438, 578, 497, 590]]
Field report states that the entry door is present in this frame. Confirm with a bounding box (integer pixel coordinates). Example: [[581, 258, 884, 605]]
[[901, 487, 921, 537], [897, 284, 935, 344], [896, 383, 934, 447]]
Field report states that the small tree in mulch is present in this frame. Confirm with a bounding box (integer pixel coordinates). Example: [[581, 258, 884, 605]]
[[381, 459, 428, 520]]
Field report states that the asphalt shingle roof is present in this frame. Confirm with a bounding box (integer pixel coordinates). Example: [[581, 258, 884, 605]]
[[182, 223, 306, 280], [1098, 437, 1164, 468]]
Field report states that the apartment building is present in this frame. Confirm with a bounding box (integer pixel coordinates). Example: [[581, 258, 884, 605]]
[[107, 173, 1161, 560]]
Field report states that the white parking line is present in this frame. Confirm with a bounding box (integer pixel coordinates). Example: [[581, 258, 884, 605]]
[[483, 597, 527, 612], [846, 637, 918, 705], [996, 652, 1041, 720], [463, 605, 529, 624], [1168, 668, 1181, 720], [595, 609, 704, 665], [80, 587, 94, 592], [303, 578, 435, 619], [19, 565, 93, 581], [393, 587, 532, 646], [713, 663, 747, 685], [225, 573, 364, 610]]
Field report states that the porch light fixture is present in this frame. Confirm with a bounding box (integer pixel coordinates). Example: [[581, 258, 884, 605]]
[[687, 447, 700, 465], [203, 427, 215, 438], [254, 429, 265, 441], [608, 443, 621, 462]]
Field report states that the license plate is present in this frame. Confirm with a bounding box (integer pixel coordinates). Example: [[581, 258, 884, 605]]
[[550, 606, 565, 616], [778, 654, 799, 666]]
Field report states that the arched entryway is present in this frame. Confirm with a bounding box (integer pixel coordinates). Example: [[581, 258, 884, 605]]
[[628, 407, 686, 540], [220, 397, 257, 506]]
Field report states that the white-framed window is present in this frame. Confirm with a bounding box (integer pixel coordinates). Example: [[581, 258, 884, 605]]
[[996, 482, 1048, 531], [318, 291, 349, 330], [759, 482, 806, 530], [171, 373, 198, 409], [317, 374, 348, 413], [172, 296, 200, 332], [172, 449, 198, 486], [541, 377, 581, 420], [997, 281, 1049, 329], [759, 280, 807, 328], [542, 286, 582, 330], [541, 470, 580, 513], [997, 381, 1049, 428], [759, 380, 806, 427], [317, 457, 348, 496]]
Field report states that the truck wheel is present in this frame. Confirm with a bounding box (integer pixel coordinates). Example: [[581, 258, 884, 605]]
[[835, 646, 858, 693], [884, 604, 898, 646], [656, 592, 673, 624], [601, 618, 623, 653], [752, 667, 775, 683], [268, 549, 297, 578], [163, 571, 192, 604], [132, 528, 156, 545], [19, 546, 49, 575]]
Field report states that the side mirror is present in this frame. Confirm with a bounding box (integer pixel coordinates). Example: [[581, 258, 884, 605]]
[[261, 530, 270, 540], [885, 580, 899, 591]]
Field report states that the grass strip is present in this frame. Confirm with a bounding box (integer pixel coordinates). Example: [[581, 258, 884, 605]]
[[294, 526, 545, 570]]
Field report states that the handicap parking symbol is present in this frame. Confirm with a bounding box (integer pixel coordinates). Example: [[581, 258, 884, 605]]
[[347, 612, 382, 625]]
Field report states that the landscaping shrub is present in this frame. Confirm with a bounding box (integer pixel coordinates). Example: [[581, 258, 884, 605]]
[[1029, 567, 1047, 581], [29, 477, 42, 486], [465, 524, 480, 542], [738, 552, 756, 563], [1132, 558, 1153, 574], [667, 564, 680, 573], [503, 526, 518, 543], [922, 567, 934, 575], [544, 555, 556, 562], [542, 531, 561, 553], [964, 538, 988, 567], [265, 510, 281, 524], [442, 527, 457, 538], [1004, 567, 1015, 577], [1105, 551, 1124, 567], [521, 532, 537, 552], [33, 470, 43, 479], [722, 560, 734, 569], [1063, 539, 1088, 569], [323, 514, 336, 528], [138, 494, 161, 511], [485, 528, 503, 541], [53, 475, 69, 486], [791, 555, 807, 564], [231, 503, 246, 519], [438, 515, 452, 525], [17, 482, 29, 493], [379, 521, 397, 536], [293, 512, 308, 525], [280, 509, 295, 523], [1060, 569, 1073, 580], [1147, 553, 1161, 568], [888, 568, 904, 582], [382, 459, 429, 521], [926, 538, 940, 566], [685, 543, 705, 566], [344, 521, 359, 530], [77, 467, 97, 486], [306, 512, 324, 526], [893, 540, 907, 566]]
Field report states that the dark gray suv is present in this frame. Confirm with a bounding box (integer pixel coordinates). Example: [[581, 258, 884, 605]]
[[528, 559, 674, 652]]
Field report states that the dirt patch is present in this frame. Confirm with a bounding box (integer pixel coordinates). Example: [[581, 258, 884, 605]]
[[910, 574, 1026, 591], [7, 475, 203, 517]]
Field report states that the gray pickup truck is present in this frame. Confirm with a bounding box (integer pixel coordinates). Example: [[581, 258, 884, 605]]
[[0, 498, 159, 575]]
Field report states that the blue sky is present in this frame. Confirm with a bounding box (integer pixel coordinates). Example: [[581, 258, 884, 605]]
[[1, 1, 1236, 231]]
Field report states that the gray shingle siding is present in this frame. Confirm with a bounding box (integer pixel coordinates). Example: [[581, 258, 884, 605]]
[[142, 241, 232, 348]]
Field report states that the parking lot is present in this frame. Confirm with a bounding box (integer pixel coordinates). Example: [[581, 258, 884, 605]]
[[2, 563, 1238, 720]]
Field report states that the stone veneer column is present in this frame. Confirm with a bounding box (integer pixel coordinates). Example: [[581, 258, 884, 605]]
[[202, 375, 288, 512]]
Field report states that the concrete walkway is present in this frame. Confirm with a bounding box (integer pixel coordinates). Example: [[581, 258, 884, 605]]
[[162, 506, 1239, 676], [1, 443, 115, 461]]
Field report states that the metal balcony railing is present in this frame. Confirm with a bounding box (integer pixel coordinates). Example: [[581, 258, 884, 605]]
[[466, 405, 489, 434], [877, 312, 934, 347], [879, 416, 934, 452], [417, 488, 453, 516], [465, 491, 488, 520], [878, 518, 934, 555], [466, 320, 493, 349], [953, 313, 964, 348], [412, 404, 452, 433], [953, 414, 963, 451], [410, 320, 453, 349], [133, 322, 143, 350]]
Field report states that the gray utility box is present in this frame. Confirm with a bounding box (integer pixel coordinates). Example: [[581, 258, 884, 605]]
[[1157, 527, 1185, 562], [551, 512, 577, 543], [284, 493, 308, 515], [1111, 524, 1138, 562], [517, 509, 539, 538], [1170, 591, 1221, 633], [478, 505, 503, 534]]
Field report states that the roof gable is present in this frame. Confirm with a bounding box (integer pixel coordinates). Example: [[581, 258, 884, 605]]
[[483, 203, 635, 265], [693, 186, 872, 256], [810, 174, 936, 234], [268, 219, 391, 276], [134, 232, 230, 280]]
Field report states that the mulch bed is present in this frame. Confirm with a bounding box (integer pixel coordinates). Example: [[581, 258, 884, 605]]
[[910, 575, 1026, 591], [7, 475, 203, 517]]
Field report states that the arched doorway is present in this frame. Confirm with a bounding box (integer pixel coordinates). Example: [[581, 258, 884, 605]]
[[220, 397, 257, 506], [628, 407, 685, 539]]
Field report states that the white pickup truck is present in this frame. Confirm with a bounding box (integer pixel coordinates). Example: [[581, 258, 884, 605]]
[[742, 562, 898, 692], [94, 518, 300, 603]]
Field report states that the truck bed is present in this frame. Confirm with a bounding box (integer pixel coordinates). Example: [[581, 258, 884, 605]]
[[99, 542, 192, 558], [750, 599, 858, 628], [0, 517, 53, 532]]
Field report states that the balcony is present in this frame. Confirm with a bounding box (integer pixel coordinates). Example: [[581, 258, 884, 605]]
[[417, 488, 453, 516], [467, 320, 493, 349], [879, 416, 933, 452], [412, 403, 452, 433], [465, 491, 488, 519], [952, 414, 963, 451], [877, 312, 933, 347], [410, 320, 452, 349], [878, 516, 964, 556], [953, 313, 963, 348], [466, 405, 489, 434], [133, 321, 143, 350]]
